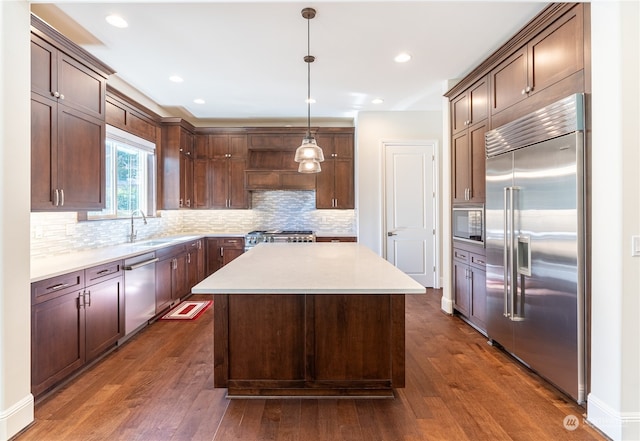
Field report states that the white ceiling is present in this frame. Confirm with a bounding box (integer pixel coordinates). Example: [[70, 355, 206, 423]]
[[31, 1, 547, 124]]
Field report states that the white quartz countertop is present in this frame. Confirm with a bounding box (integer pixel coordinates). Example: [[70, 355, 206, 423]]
[[30, 233, 244, 282], [191, 243, 425, 295]]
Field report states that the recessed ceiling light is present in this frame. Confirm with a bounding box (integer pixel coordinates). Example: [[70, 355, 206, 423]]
[[169, 75, 184, 83], [105, 15, 128, 28], [394, 52, 412, 63], [372, 98, 384, 104], [193, 98, 205, 104]]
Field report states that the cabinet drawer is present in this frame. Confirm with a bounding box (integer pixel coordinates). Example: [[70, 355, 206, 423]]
[[221, 237, 244, 249], [32, 270, 84, 304], [156, 243, 187, 260], [452, 248, 470, 264], [470, 252, 487, 270], [85, 260, 122, 285]]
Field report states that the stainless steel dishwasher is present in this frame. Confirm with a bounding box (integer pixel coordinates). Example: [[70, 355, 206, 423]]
[[123, 252, 158, 338]]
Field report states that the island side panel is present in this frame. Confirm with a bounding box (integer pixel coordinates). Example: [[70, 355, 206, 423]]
[[312, 294, 392, 388], [213, 294, 229, 388], [227, 294, 306, 387], [391, 294, 406, 387]]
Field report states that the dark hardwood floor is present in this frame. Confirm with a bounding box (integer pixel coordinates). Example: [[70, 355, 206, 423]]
[[14, 290, 605, 441]]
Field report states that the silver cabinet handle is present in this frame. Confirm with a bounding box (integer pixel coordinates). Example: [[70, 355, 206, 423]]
[[84, 290, 91, 307], [47, 282, 69, 291], [54, 189, 59, 206], [60, 189, 64, 206]]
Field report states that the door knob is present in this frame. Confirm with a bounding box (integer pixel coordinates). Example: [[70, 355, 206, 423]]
[[387, 232, 397, 236]]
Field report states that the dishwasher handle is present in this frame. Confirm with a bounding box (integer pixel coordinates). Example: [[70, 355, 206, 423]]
[[124, 258, 159, 271]]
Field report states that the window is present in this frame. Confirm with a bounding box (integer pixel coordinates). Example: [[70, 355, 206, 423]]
[[88, 125, 156, 220]]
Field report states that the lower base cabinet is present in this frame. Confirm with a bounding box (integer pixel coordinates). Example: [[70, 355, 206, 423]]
[[205, 237, 244, 277], [452, 245, 487, 332], [31, 262, 124, 397], [155, 239, 205, 314]]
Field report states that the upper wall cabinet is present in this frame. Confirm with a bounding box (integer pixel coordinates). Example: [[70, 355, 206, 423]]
[[491, 4, 585, 118], [451, 78, 488, 136], [161, 121, 195, 210], [105, 88, 160, 143], [193, 133, 249, 209], [30, 15, 114, 211], [315, 132, 355, 209]]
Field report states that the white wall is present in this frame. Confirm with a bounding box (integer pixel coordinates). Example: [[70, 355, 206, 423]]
[[588, 1, 640, 439], [356, 111, 442, 259], [0, 1, 34, 439]]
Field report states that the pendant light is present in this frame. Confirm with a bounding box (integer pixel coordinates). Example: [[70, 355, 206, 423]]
[[295, 7, 324, 173]]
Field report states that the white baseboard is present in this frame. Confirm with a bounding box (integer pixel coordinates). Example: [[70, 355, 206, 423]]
[[440, 293, 453, 314], [0, 393, 34, 440], [587, 393, 640, 441]]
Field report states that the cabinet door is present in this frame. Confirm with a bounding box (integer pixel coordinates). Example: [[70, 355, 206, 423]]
[[57, 52, 106, 119], [32, 291, 85, 396], [155, 258, 174, 313], [222, 247, 243, 267], [31, 93, 57, 209], [491, 47, 528, 115], [470, 266, 487, 330], [452, 260, 470, 316], [210, 159, 228, 208], [196, 239, 206, 282], [528, 5, 584, 96], [180, 153, 193, 208], [451, 131, 470, 203], [229, 157, 248, 208], [31, 34, 57, 100], [468, 121, 487, 203], [315, 164, 334, 209], [172, 253, 189, 300], [469, 78, 488, 125], [333, 158, 354, 209], [192, 159, 210, 209], [205, 238, 222, 277], [57, 105, 106, 210], [451, 92, 469, 135], [84, 277, 124, 362]]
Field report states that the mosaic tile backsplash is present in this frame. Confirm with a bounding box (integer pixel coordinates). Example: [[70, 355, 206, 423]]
[[31, 191, 356, 258]]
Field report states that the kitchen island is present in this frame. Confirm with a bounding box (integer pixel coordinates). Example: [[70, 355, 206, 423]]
[[192, 242, 425, 397]]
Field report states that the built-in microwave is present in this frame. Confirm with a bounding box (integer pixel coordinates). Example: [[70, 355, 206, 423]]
[[452, 205, 484, 245]]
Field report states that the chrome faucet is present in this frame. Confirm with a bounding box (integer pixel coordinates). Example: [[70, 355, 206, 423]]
[[129, 209, 147, 243]]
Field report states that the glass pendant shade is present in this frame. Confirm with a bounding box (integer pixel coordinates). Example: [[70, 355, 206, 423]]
[[294, 137, 325, 163], [298, 159, 321, 173]]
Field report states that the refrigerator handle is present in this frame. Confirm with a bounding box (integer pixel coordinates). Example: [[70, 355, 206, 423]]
[[510, 188, 526, 322], [503, 187, 511, 318]]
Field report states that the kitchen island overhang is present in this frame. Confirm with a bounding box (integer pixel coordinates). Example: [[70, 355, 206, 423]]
[[192, 243, 425, 398]]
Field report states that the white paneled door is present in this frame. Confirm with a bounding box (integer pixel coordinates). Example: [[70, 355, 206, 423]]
[[384, 142, 436, 287]]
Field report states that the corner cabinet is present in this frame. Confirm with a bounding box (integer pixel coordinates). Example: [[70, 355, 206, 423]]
[[30, 15, 113, 211], [31, 261, 124, 397], [316, 131, 355, 209]]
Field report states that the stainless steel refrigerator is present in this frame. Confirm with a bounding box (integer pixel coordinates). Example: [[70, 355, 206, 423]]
[[485, 93, 586, 404]]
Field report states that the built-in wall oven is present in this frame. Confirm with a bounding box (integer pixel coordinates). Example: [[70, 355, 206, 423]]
[[452, 205, 484, 245]]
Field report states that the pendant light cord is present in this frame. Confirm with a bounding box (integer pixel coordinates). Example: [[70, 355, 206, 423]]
[[306, 13, 311, 139]]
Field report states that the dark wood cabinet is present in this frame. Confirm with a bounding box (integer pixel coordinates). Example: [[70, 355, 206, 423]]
[[452, 246, 486, 332], [155, 243, 190, 313], [192, 134, 249, 209], [451, 120, 487, 203], [31, 262, 123, 397], [316, 132, 355, 209], [315, 236, 357, 243], [185, 239, 204, 289], [491, 4, 584, 116], [451, 78, 489, 135], [30, 17, 112, 212], [161, 121, 196, 210], [205, 237, 244, 277]]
